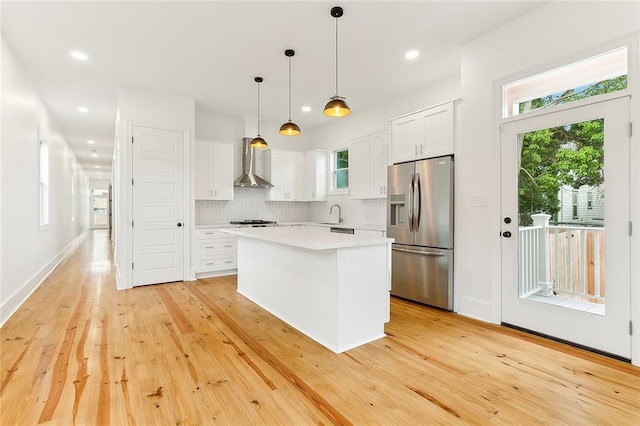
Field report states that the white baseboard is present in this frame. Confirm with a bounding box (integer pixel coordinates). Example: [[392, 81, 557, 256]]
[[457, 297, 495, 324], [0, 229, 89, 327], [195, 269, 237, 280]]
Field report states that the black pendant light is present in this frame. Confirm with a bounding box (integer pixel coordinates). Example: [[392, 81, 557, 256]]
[[324, 6, 351, 117], [279, 49, 301, 136], [250, 77, 268, 149]]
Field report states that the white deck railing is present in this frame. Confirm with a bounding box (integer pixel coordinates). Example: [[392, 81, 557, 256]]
[[518, 213, 605, 303]]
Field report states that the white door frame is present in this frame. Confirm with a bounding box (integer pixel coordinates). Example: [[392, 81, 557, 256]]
[[124, 121, 191, 289], [501, 96, 637, 357]]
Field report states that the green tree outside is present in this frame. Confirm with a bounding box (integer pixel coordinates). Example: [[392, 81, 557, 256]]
[[517, 75, 626, 225]]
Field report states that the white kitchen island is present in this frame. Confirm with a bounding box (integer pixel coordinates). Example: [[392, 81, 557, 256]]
[[220, 226, 394, 353]]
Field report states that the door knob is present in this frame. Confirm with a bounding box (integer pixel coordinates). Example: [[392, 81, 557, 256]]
[[177, 223, 183, 227], [502, 231, 511, 238]]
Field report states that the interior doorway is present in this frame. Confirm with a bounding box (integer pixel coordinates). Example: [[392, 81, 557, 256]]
[[90, 188, 109, 229]]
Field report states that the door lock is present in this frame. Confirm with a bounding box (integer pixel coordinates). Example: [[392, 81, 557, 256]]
[[502, 231, 512, 238], [177, 223, 183, 227], [504, 217, 512, 224]]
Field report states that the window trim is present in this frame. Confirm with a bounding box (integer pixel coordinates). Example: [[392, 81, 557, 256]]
[[329, 147, 349, 195]]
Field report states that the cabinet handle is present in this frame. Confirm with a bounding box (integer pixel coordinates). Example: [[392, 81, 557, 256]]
[[214, 190, 217, 198], [204, 232, 214, 235], [210, 189, 213, 197], [205, 262, 214, 266], [224, 244, 232, 248], [415, 145, 418, 155], [420, 145, 424, 154], [224, 260, 233, 264], [205, 246, 213, 249]]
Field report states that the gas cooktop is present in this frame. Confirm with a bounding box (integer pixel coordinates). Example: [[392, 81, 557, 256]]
[[229, 220, 277, 226]]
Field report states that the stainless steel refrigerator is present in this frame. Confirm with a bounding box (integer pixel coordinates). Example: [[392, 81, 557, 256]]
[[387, 156, 453, 310]]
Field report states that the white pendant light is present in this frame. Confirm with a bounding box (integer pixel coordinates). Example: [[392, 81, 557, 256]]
[[279, 49, 301, 136], [324, 6, 351, 118], [250, 76, 268, 149]]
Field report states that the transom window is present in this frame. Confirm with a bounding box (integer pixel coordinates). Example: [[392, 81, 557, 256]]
[[331, 148, 349, 192], [502, 47, 628, 118]]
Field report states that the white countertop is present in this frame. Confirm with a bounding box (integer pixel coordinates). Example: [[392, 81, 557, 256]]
[[196, 222, 386, 232], [280, 221, 386, 232], [221, 226, 393, 250]]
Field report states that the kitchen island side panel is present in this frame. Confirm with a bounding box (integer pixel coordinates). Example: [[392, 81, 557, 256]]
[[235, 236, 388, 353]]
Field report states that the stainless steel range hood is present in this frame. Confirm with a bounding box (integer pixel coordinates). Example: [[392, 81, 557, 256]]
[[234, 138, 273, 188]]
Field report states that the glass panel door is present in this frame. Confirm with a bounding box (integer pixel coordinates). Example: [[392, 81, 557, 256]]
[[501, 97, 630, 359]]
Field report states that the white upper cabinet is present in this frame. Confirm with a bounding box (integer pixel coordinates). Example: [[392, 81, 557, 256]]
[[349, 130, 389, 199], [211, 142, 234, 200], [195, 140, 234, 200], [305, 149, 327, 201], [390, 101, 454, 164], [265, 149, 306, 201], [349, 135, 371, 199]]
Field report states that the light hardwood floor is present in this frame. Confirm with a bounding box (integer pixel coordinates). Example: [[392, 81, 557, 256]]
[[1, 230, 638, 425]]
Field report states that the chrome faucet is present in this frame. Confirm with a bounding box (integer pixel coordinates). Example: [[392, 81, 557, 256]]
[[329, 204, 343, 223]]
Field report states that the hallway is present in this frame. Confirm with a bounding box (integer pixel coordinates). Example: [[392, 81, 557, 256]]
[[1, 230, 638, 424]]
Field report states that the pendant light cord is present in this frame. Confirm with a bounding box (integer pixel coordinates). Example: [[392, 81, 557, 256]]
[[288, 56, 292, 121], [256, 81, 261, 135], [334, 16, 339, 97]]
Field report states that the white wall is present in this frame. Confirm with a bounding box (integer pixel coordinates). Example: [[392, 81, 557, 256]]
[[113, 86, 195, 289], [458, 2, 639, 325], [1, 37, 91, 325]]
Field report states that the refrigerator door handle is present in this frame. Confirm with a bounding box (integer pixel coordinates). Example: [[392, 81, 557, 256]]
[[414, 173, 421, 231], [392, 247, 445, 257], [408, 175, 414, 231]]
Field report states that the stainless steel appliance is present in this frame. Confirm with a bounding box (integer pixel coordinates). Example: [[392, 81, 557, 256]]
[[229, 219, 277, 228], [234, 138, 273, 188], [387, 156, 453, 310]]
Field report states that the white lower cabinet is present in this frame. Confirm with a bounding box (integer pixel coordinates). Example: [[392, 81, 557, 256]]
[[194, 228, 237, 275]]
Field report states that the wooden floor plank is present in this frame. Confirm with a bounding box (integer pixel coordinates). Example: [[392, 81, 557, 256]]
[[1, 229, 638, 425]]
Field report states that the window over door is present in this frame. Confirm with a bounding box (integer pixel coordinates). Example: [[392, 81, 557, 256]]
[[502, 47, 628, 118]]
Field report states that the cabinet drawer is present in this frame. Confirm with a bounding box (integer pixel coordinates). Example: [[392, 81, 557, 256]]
[[197, 256, 237, 272], [195, 228, 237, 240], [196, 239, 237, 255]]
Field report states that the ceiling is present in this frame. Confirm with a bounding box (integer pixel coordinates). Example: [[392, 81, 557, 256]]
[[1, 1, 543, 181]]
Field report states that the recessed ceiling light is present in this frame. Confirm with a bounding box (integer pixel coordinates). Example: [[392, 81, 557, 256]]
[[88, 140, 95, 144], [77, 107, 89, 113], [94, 165, 100, 168], [91, 154, 98, 158], [70, 50, 88, 61], [301, 106, 311, 113], [405, 50, 419, 60]]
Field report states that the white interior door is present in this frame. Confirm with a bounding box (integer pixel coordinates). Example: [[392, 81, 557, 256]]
[[501, 97, 631, 359], [132, 125, 185, 286]]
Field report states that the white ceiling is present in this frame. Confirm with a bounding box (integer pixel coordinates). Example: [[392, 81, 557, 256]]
[[1, 1, 543, 181]]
